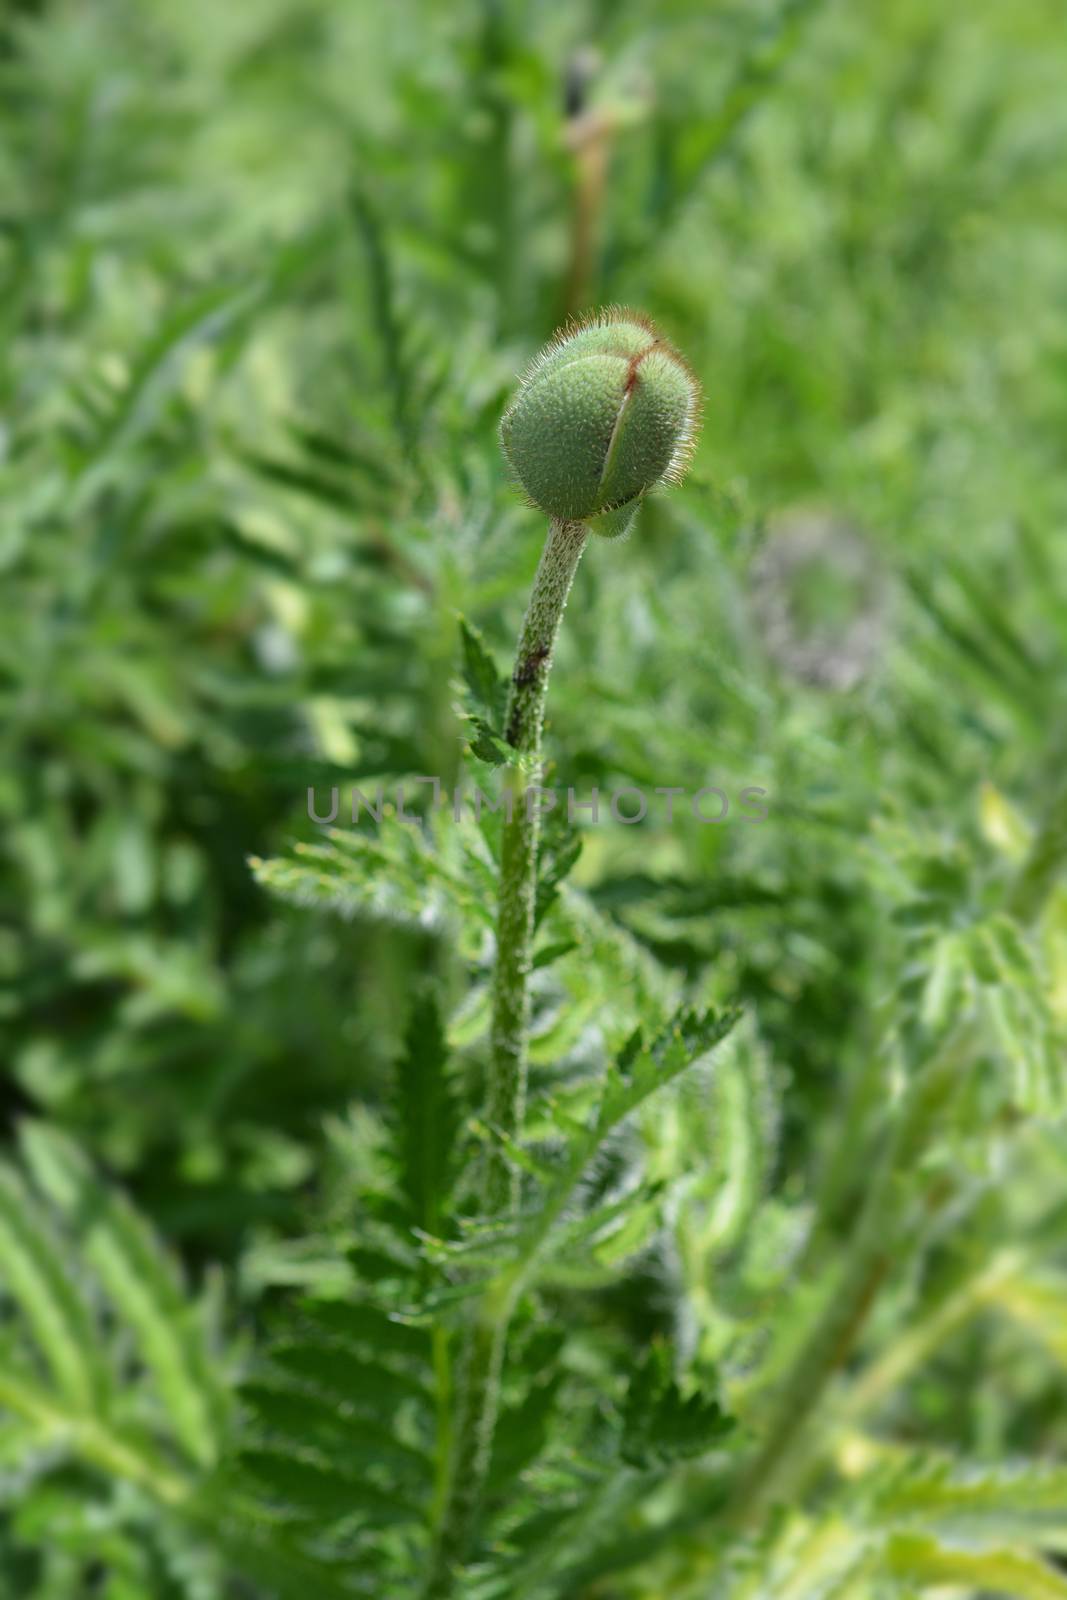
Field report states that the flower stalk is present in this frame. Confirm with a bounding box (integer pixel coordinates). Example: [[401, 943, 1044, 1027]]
[[426, 524, 586, 1594], [484, 516, 588, 1211], [427, 309, 699, 1595]]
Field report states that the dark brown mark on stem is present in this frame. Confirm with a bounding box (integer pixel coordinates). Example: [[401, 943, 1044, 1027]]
[[506, 645, 551, 745], [513, 644, 550, 690]]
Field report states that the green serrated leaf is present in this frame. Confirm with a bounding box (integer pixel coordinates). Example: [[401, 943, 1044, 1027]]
[[459, 617, 507, 724], [531, 938, 578, 970], [18, 1124, 221, 1469], [599, 1008, 741, 1128], [620, 1344, 733, 1469], [251, 829, 493, 945], [297, 1299, 432, 1362], [504, 1006, 740, 1293], [394, 989, 459, 1236], [240, 452, 377, 517], [73, 281, 261, 473], [534, 817, 582, 929], [467, 716, 513, 767], [886, 1532, 1067, 1598], [204, 1508, 373, 1598], [241, 1380, 431, 1480], [489, 1370, 562, 1491], [878, 1458, 1067, 1546], [238, 1448, 418, 1524], [271, 1342, 430, 1412], [0, 1164, 108, 1414]]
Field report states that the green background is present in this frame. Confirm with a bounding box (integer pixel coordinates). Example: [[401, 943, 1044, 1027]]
[[3, 0, 1067, 1593]]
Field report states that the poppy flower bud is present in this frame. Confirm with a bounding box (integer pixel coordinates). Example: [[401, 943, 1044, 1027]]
[[499, 308, 701, 538]]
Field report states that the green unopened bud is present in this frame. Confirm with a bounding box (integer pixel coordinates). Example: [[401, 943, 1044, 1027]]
[[500, 308, 701, 537]]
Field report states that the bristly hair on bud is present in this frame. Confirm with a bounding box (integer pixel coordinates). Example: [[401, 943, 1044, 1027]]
[[499, 306, 702, 539]]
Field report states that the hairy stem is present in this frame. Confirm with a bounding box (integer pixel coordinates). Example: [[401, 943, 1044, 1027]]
[[485, 516, 588, 1212], [426, 518, 587, 1595], [425, 1312, 508, 1598]]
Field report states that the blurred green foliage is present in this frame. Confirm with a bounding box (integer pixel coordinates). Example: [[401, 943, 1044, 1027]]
[[3, 0, 1067, 1594]]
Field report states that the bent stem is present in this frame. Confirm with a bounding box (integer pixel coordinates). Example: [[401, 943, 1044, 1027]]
[[727, 1036, 963, 1526], [765, 766, 1067, 1520], [426, 517, 587, 1595], [726, 776, 1067, 1533]]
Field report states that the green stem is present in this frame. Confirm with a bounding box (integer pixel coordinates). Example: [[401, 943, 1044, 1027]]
[[428, 1325, 453, 1534], [485, 516, 588, 1213], [832, 1247, 1021, 1433], [727, 1041, 959, 1524], [426, 518, 587, 1595], [739, 748, 1067, 1533], [425, 1309, 509, 1598], [765, 1246, 1025, 1517]]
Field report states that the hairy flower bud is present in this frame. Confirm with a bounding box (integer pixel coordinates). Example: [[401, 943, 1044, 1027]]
[[500, 308, 701, 538]]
